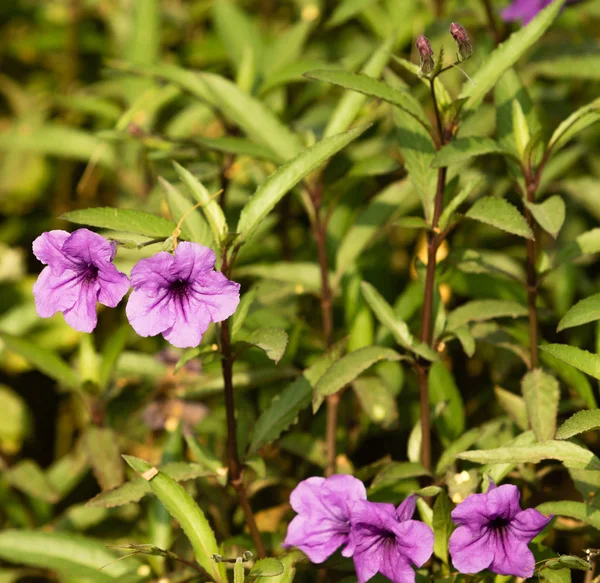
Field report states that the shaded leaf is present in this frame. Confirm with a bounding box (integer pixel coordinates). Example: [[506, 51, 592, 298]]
[[540, 344, 600, 380], [432, 137, 516, 168], [557, 293, 600, 332], [5, 460, 59, 503], [447, 299, 528, 330], [525, 195, 565, 239], [521, 369, 560, 441], [83, 427, 124, 491], [466, 197, 533, 239], [556, 410, 600, 440]]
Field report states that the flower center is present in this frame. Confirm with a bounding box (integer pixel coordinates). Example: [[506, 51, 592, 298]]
[[169, 278, 190, 298], [83, 264, 99, 282], [490, 516, 511, 530]]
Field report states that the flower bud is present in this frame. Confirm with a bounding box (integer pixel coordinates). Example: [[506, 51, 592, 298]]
[[416, 35, 434, 75], [450, 22, 473, 61]]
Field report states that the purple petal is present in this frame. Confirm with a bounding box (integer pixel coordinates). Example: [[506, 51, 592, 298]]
[[162, 298, 211, 348], [451, 492, 491, 530], [126, 289, 175, 337], [392, 520, 434, 567], [32, 230, 71, 272], [489, 537, 535, 577], [353, 538, 384, 583], [380, 549, 416, 583], [172, 242, 217, 281], [283, 514, 348, 563], [449, 525, 494, 574], [189, 271, 240, 322], [325, 474, 367, 502], [487, 484, 522, 520], [33, 267, 80, 317], [61, 229, 117, 265], [130, 252, 175, 296], [396, 495, 417, 522], [62, 279, 100, 333], [509, 508, 552, 542], [97, 264, 130, 307], [351, 500, 397, 531], [288, 477, 327, 516]]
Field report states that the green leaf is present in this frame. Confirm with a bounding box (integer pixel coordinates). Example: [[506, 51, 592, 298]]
[[99, 325, 129, 391], [335, 180, 417, 279], [312, 346, 402, 412], [326, 0, 376, 27], [235, 559, 246, 583], [305, 69, 430, 128], [249, 376, 312, 455], [253, 552, 303, 583], [248, 559, 285, 579], [0, 530, 141, 582], [193, 136, 278, 162], [495, 386, 529, 431], [429, 362, 465, 443], [525, 195, 565, 239], [548, 97, 600, 154], [361, 281, 438, 361], [450, 326, 476, 358], [458, 440, 600, 470], [535, 501, 600, 530], [323, 35, 395, 138], [435, 428, 481, 476], [160, 177, 213, 247], [521, 369, 560, 441], [237, 125, 369, 242], [86, 461, 211, 508], [5, 460, 59, 503], [393, 107, 437, 220], [438, 177, 483, 232], [512, 99, 531, 159], [0, 334, 79, 391], [556, 410, 600, 440], [431, 137, 516, 168], [0, 124, 115, 167], [433, 492, 454, 564], [447, 299, 528, 330], [555, 228, 600, 266], [124, 456, 225, 583], [540, 344, 600, 380], [173, 162, 227, 245], [234, 262, 323, 293], [231, 288, 257, 338], [237, 328, 288, 363], [0, 386, 31, 443], [459, 0, 567, 111], [60, 207, 176, 239], [466, 197, 533, 239], [370, 462, 430, 491], [83, 427, 124, 491], [353, 376, 398, 428], [557, 293, 600, 332]]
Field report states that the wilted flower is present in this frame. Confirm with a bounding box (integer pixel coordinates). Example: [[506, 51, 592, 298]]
[[449, 481, 552, 577], [450, 22, 473, 61], [350, 496, 434, 583], [502, 0, 576, 24], [32, 229, 130, 332], [283, 475, 367, 562], [416, 35, 435, 75], [126, 242, 240, 348]]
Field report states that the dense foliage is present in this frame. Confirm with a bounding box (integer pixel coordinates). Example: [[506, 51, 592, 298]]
[[1, 1, 600, 583]]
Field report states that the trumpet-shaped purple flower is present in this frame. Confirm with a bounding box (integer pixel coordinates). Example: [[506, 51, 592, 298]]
[[350, 496, 434, 583], [283, 475, 367, 563], [32, 229, 130, 333], [449, 482, 552, 577], [126, 242, 240, 348], [502, 0, 575, 24]]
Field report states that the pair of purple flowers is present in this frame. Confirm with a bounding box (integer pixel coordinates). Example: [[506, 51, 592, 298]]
[[32, 229, 240, 348], [283, 475, 551, 583]]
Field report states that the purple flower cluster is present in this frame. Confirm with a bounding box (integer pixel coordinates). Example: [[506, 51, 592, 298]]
[[32, 229, 240, 347], [283, 476, 551, 583]]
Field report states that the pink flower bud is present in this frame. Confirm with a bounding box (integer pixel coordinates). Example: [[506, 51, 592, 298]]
[[450, 22, 473, 61], [416, 35, 434, 74]]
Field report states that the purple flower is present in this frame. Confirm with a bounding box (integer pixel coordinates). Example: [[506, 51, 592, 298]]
[[449, 482, 552, 577], [283, 475, 367, 563], [350, 496, 434, 583], [126, 242, 240, 348], [502, 0, 575, 24], [32, 229, 130, 333]]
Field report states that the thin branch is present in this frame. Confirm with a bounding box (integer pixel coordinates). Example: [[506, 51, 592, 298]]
[[480, 0, 503, 45]]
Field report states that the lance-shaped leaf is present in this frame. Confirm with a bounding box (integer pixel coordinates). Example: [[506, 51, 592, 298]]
[[173, 162, 227, 245], [433, 492, 454, 564], [5, 460, 59, 503], [540, 344, 600, 380], [557, 293, 600, 332], [556, 410, 600, 440], [548, 97, 600, 155], [237, 125, 369, 242], [555, 228, 600, 266], [370, 462, 430, 492], [458, 440, 600, 470], [60, 207, 176, 239], [431, 137, 517, 168], [466, 197, 534, 239], [193, 136, 278, 162], [521, 369, 560, 442], [305, 69, 431, 129], [83, 427, 124, 491], [447, 299, 528, 330], [235, 328, 288, 363], [124, 456, 225, 583], [312, 346, 402, 412], [495, 386, 529, 431], [525, 195, 565, 239], [459, 0, 567, 111], [535, 501, 600, 531], [512, 99, 531, 159], [248, 558, 285, 579]]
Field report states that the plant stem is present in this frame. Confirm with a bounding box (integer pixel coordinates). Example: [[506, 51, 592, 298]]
[[220, 257, 266, 558], [524, 181, 539, 369], [480, 0, 503, 45], [308, 183, 337, 476]]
